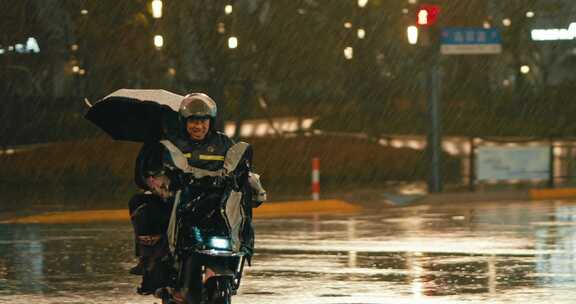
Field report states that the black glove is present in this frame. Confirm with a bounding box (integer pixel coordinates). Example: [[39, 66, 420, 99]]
[[183, 174, 230, 188], [212, 175, 237, 188], [165, 169, 186, 191]]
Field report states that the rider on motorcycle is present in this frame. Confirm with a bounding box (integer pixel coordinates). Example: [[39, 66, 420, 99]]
[[128, 93, 266, 295]]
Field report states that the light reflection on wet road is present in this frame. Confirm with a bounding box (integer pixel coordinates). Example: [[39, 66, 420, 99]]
[[2, 200, 576, 303]]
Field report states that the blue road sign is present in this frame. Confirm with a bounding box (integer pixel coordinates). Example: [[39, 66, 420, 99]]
[[441, 28, 502, 55]]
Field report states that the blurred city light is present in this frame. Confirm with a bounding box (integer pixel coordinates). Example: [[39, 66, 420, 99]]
[[502, 18, 512, 27], [526, 11, 535, 18], [25, 38, 40, 53], [532, 23, 576, 41], [80, 9, 88, 15], [152, 0, 163, 19], [217, 22, 226, 34], [358, 0, 368, 8], [344, 46, 353, 60], [417, 9, 428, 25], [417, 5, 440, 26], [228, 36, 238, 49], [71, 44, 79, 51], [14, 44, 24, 53], [78, 69, 86, 76], [1, 37, 41, 55], [344, 21, 352, 29], [225, 4, 233, 15], [72, 66, 80, 73], [357, 28, 366, 39], [520, 65, 530, 74], [483, 21, 491, 29], [154, 35, 164, 49], [407, 26, 419, 45]]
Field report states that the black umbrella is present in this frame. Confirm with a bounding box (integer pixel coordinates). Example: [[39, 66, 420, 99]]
[[84, 89, 182, 142]]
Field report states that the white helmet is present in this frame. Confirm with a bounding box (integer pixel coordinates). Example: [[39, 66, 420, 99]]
[[179, 93, 217, 119]]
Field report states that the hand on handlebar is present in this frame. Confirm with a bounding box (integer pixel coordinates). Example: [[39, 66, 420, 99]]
[[185, 174, 236, 188], [146, 174, 173, 199]]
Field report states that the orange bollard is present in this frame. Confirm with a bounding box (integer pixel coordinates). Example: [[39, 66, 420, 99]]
[[312, 157, 320, 201]]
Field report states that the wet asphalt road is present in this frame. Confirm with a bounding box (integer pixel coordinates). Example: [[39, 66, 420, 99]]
[[2, 199, 576, 303]]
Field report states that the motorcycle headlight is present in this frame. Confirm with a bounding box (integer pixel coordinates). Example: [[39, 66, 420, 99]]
[[209, 237, 231, 250]]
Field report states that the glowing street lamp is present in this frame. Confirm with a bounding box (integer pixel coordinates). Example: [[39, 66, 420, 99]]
[[520, 65, 530, 74], [357, 28, 366, 39], [154, 35, 164, 49], [152, 0, 163, 18], [344, 46, 354, 60], [225, 4, 233, 15], [228, 36, 238, 49], [358, 0, 368, 8], [407, 26, 419, 45]]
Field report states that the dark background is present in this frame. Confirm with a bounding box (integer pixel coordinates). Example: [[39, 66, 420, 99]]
[[1, 0, 575, 210]]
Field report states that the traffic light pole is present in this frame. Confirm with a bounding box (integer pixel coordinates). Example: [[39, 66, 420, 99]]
[[416, 3, 443, 193], [427, 56, 443, 193]]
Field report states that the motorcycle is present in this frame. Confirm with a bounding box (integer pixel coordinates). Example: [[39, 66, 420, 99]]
[[84, 90, 265, 304], [157, 188, 247, 304], [153, 142, 260, 304]]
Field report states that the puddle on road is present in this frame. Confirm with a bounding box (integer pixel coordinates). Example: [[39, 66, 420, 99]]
[[2, 201, 576, 303]]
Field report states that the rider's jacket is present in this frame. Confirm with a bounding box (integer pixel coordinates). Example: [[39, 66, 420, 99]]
[[167, 131, 235, 173], [134, 131, 240, 191], [134, 130, 265, 257]]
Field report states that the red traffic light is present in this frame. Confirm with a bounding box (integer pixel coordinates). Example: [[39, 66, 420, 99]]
[[417, 4, 441, 26]]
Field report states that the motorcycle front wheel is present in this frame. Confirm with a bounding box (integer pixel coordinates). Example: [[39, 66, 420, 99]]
[[182, 258, 203, 304], [206, 277, 232, 304]]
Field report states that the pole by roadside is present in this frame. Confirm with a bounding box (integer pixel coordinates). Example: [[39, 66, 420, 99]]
[[427, 52, 443, 193]]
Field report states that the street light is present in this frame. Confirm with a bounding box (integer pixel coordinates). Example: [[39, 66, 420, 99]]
[[358, 0, 368, 8], [357, 28, 366, 39], [154, 35, 164, 49], [344, 46, 354, 60], [225, 4, 233, 15], [152, 0, 163, 19], [520, 65, 530, 74], [228, 36, 238, 49], [407, 25, 419, 45]]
